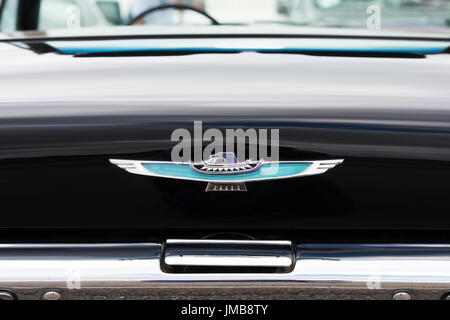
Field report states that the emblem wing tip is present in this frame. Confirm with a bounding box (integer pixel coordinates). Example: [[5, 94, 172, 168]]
[[109, 158, 121, 165], [313, 159, 344, 172], [109, 159, 145, 175], [302, 159, 343, 176]]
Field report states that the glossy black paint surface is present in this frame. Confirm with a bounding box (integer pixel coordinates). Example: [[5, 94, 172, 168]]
[[0, 40, 449, 235]]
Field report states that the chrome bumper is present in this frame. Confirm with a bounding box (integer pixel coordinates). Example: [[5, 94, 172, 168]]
[[1, 241, 450, 300]]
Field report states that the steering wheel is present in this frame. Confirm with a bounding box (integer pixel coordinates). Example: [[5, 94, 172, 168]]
[[129, 4, 220, 25]]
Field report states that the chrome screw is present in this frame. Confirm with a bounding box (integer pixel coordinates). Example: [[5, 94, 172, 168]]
[[42, 291, 62, 300], [392, 291, 411, 300]]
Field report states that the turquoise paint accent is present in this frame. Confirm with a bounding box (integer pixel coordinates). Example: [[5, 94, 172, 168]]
[[141, 163, 311, 182], [50, 38, 449, 55], [58, 46, 446, 55]]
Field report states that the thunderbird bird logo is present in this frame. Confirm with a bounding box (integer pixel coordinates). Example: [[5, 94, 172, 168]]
[[110, 153, 343, 192]]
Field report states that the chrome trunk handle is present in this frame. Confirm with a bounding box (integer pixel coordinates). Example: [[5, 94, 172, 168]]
[[161, 239, 294, 273]]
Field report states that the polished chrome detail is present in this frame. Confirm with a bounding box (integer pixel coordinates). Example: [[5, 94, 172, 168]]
[[0, 291, 15, 300], [165, 256, 291, 267], [165, 239, 291, 245], [109, 158, 344, 183], [109, 159, 148, 176], [1, 243, 450, 299], [163, 239, 293, 270], [392, 292, 411, 300], [205, 182, 247, 192], [42, 291, 62, 300], [304, 159, 344, 175], [109, 154, 344, 192], [190, 153, 263, 176]]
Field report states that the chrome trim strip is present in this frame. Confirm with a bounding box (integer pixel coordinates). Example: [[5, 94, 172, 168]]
[[163, 239, 293, 268], [1, 243, 450, 295], [166, 239, 292, 245], [0, 243, 160, 260], [164, 256, 293, 267]]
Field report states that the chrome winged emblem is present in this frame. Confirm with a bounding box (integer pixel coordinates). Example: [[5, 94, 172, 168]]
[[110, 152, 343, 192]]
